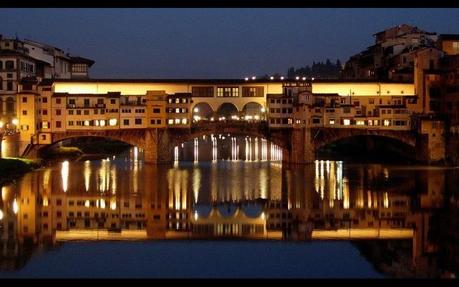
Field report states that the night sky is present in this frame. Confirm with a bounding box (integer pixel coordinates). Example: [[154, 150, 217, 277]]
[[1, 8, 459, 79]]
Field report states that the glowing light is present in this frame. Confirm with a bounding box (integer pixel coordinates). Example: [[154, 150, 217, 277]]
[[12, 118, 19, 126], [109, 118, 117, 126], [280, 76, 284, 80], [194, 211, 198, 220], [0, 209, 3, 220], [210, 117, 214, 121], [100, 120, 106, 126], [193, 107, 199, 113], [295, 76, 300, 80], [343, 119, 351, 126], [13, 199, 19, 214], [254, 115, 260, 120], [61, 161, 69, 192], [260, 107, 266, 113], [0, 121, 3, 128], [270, 76, 274, 80], [251, 76, 256, 80], [43, 197, 49, 207], [245, 77, 249, 81], [85, 200, 90, 208], [302, 77, 306, 80]]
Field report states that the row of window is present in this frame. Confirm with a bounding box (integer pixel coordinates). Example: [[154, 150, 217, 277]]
[[0, 60, 15, 70], [270, 108, 293, 114], [191, 87, 264, 98], [313, 118, 408, 127], [168, 107, 188, 113], [269, 98, 294, 104]]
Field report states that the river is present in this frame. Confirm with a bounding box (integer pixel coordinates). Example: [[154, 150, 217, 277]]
[[0, 137, 458, 278]]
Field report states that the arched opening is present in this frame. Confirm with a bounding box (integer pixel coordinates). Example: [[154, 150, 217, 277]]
[[173, 133, 283, 162], [216, 103, 238, 121], [192, 102, 214, 122], [39, 136, 133, 161], [317, 135, 417, 163], [241, 102, 266, 121], [6, 97, 14, 114]]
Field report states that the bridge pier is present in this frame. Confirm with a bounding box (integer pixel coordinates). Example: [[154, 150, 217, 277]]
[[144, 128, 173, 164], [288, 128, 315, 164]]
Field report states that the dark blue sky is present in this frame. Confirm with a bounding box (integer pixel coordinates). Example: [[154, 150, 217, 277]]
[[1, 8, 459, 78]]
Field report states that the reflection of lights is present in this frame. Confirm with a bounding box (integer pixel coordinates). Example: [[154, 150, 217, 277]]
[[343, 177, 350, 209], [110, 199, 117, 210], [13, 199, 19, 214], [61, 161, 69, 192], [194, 210, 198, 220], [0, 121, 3, 128], [383, 192, 389, 208], [261, 212, 265, 220], [84, 160, 91, 192]]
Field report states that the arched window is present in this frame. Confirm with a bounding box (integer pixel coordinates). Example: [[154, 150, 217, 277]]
[[6, 97, 15, 114]]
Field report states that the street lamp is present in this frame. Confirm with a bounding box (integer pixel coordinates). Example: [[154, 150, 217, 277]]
[[260, 107, 266, 113], [193, 107, 199, 113], [12, 118, 19, 126]]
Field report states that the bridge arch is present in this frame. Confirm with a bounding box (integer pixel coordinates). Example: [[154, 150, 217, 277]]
[[312, 128, 418, 161], [192, 102, 214, 122], [216, 103, 239, 120], [241, 102, 266, 120]]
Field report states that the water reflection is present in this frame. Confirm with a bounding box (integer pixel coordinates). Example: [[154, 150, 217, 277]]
[[0, 147, 458, 278]]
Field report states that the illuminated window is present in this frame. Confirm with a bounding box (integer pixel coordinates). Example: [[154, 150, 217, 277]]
[[368, 120, 373, 126], [356, 120, 365, 126], [84, 120, 90, 126], [100, 120, 106, 126], [42, 121, 49, 129], [168, 119, 174, 125], [374, 120, 379, 126], [343, 119, 351, 126], [383, 119, 391, 126], [175, 118, 180, 124], [175, 108, 180, 113], [329, 119, 335, 125], [94, 120, 99, 126], [109, 118, 117, 126], [181, 118, 187, 124]]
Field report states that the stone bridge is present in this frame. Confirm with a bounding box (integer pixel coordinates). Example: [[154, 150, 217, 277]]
[[28, 122, 435, 164]]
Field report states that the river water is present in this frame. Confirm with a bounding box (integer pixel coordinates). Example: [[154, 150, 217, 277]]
[[0, 137, 458, 278]]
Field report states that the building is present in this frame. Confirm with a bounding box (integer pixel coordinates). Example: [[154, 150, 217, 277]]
[[0, 34, 94, 127]]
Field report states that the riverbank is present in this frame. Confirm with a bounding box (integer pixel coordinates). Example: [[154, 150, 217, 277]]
[[0, 157, 42, 186]]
